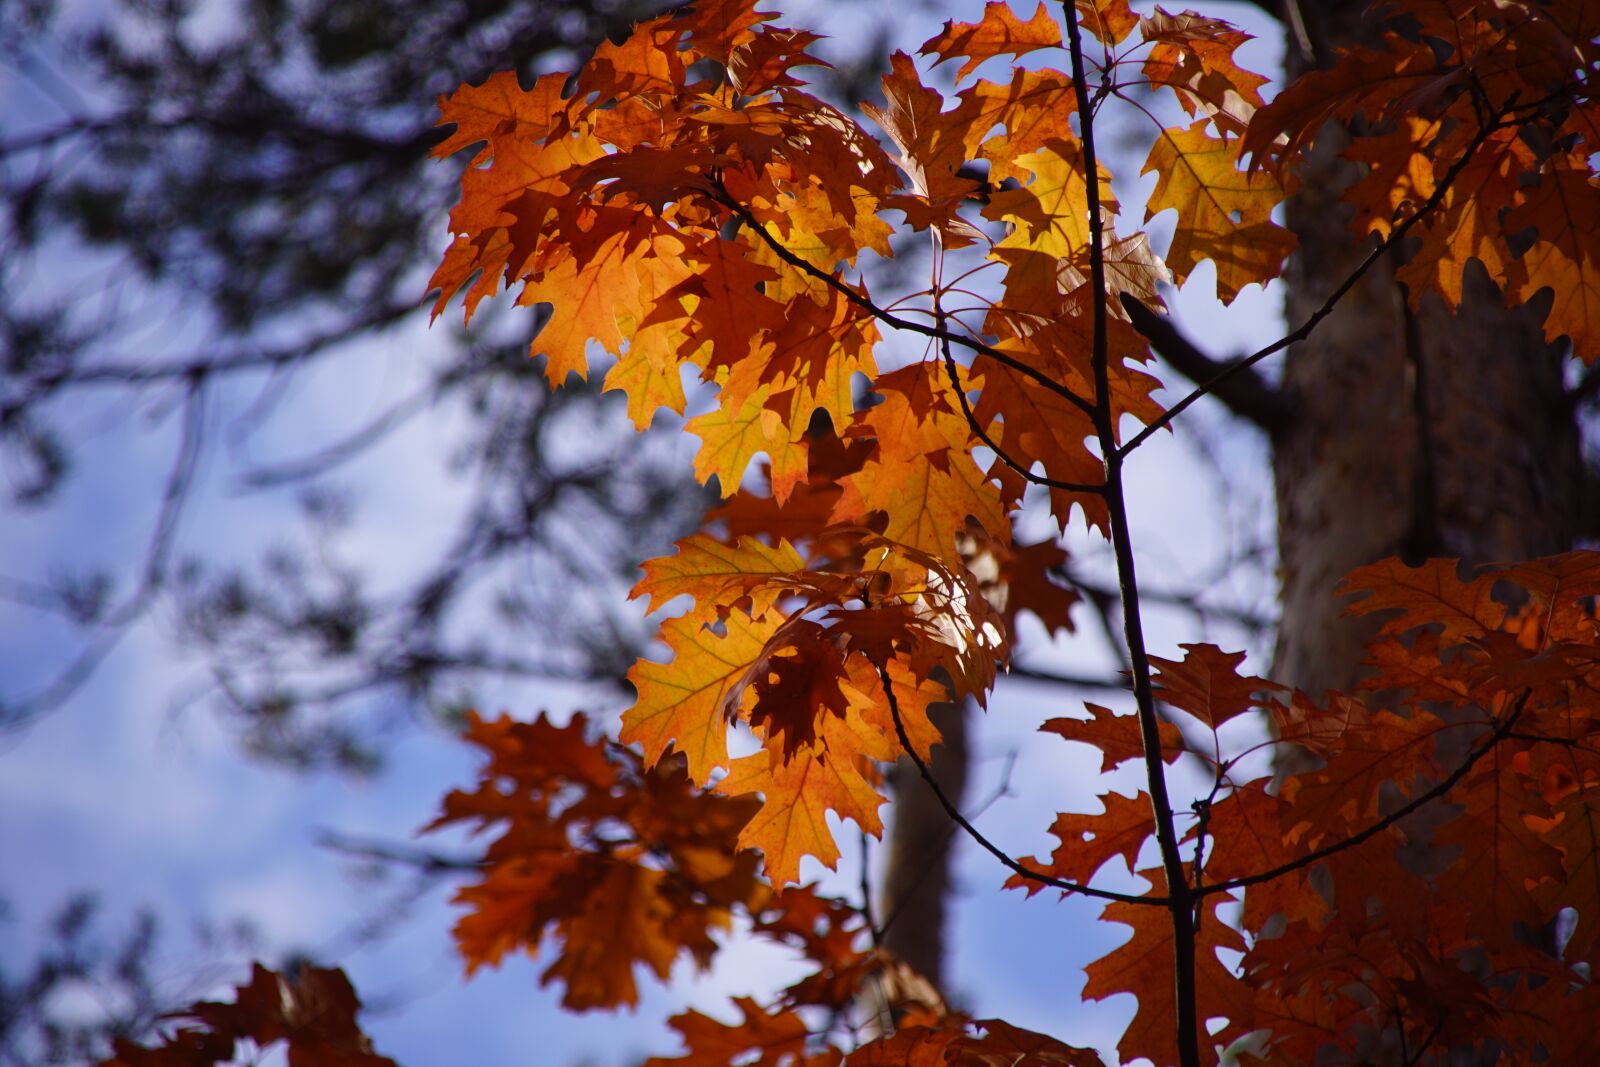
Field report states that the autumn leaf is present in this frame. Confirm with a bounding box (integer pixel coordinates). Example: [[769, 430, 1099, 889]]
[[1039, 702, 1184, 776], [1007, 789, 1157, 891], [1505, 160, 1600, 363], [1143, 120, 1295, 302], [414, 1, 1600, 1061], [1149, 643, 1283, 733], [1140, 7, 1269, 136], [1076, 0, 1138, 47], [834, 364, 1008, 557], [920, 2, 1063, 83], [718, 711, 889, 886], [633, 534, 808, 621], [624, 605, 785, 783], [646, 997, 837, 1067], [430, 713, 762, 1010], [850, 1017, 1100, 1065], [1086, 885, 1256, 1066], [104, 964, 395, 1067]]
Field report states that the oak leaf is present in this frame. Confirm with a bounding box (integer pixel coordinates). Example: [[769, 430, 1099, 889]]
[[919, 2, 1063, 83], [1142, 120, 1295, 302]]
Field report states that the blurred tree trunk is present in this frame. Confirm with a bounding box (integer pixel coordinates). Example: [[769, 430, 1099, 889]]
[[880, 700, 968, 993], [1269, 1, 1583, 697]]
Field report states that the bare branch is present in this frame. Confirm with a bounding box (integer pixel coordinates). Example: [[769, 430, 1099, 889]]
[[876, 661, 1166, 907], [1201, 690, 1530, 897], [1120, 293, 1290, 434], [316, 829, 483, 873], [1066, 5, 1200, 1062]]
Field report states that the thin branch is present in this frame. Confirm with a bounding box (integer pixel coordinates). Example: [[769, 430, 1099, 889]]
[[716, 190, 1097, 418], [1402, 1014, 1448, 1067], [875, 661, 1165, 906], [0, 380, 206, 730], [934, 305, 1104, 495], [1202, 690, 1531, 897], [876, 748, 1017, 941], [1120, 292, 1290, 434], [315, 829, 483, 873], [1118, 113, 1509, 460], [1056, 565, 1273, 633], [1065, 6, 1200, 1064], [1001, 662, 1128, 690]]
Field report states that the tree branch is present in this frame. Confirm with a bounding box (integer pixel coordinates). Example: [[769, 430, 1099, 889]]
[[1202, 690, 1530, 897], [1066, 6, 1200, 1064], [1119, 293, 1290, 434], [875, 661, 1166, 907]]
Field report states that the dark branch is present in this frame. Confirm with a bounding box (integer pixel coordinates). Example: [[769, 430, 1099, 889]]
[[875, 661, 1165, 906], [1067, 5, 1200, 1063], [1120, 293, 1290, 435], [316, 829, 483, 873], [1202, 690, 1531, 897]]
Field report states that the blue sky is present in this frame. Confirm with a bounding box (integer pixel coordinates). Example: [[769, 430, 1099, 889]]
[[0, 2, 1289, 1064]]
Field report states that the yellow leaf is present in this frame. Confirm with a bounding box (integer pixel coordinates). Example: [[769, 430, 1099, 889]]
[[1142, 120, 1295, 302]]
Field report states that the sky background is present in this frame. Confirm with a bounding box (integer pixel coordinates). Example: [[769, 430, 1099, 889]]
[[0, 2, 1289, 1064]]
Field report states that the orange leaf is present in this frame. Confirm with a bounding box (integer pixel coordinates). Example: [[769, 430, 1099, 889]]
[[1504, 160, 1600, 363], [718, 709, 890, 886], [1085, 886, 1255, 1066], [1008, 789, 1157, 891], [1040, 702, 1184, 776], [920, 3, 1063, 83], [834, 364, 1008, 557]]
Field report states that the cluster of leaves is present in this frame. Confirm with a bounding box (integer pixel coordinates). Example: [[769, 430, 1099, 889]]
[[102, 0, 1600, 1065], [100, 964, 393, 1067]]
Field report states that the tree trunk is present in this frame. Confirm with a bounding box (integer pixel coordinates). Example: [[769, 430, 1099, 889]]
[[1270, 3, 1582, 698], [880, 699, 968, 994]]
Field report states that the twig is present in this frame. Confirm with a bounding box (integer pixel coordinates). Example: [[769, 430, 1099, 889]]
[[1119, 292, 1290, 434], [1202, 690, 1531, 896], [315, 829, 483, 873], [875, 661, 1165, 907], [877, 748, 1018, 941], [1117, 114, 1510, 460], [716, 190, 1097, 418], [1001, 663, 1127, 690]]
